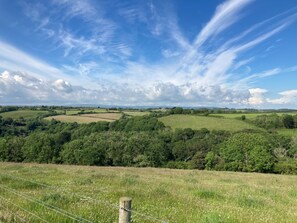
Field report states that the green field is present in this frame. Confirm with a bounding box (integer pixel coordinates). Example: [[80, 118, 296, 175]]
[[277, 129, 297, 137], [0, 110, 48, 119], [44, 113, 122, 123], [123, 111, 150, 116], [210, 112, 297, 120], [0, 163, 296, 223], [159, 115, 259, 131]]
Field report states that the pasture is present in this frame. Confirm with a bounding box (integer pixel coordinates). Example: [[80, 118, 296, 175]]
[[277, 129, 297, 137], [0, 110, 48, 119], [0, 163, 296, 223], [159, 115, 259, 131], [44, 113, 122, 123], [210, 112, 297, 120], [123, 111, 150, 116]]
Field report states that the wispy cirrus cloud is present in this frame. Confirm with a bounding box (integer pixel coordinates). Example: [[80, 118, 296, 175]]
[[0, 41, 64, 81], [194, 0, 254, 48], [1, 0, 297, 107]]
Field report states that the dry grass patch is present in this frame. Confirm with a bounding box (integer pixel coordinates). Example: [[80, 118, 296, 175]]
[[44, 113, 122, 123]]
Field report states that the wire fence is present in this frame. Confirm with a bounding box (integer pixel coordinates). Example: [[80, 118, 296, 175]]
[[0, 194, 49, 223], [0, 173, 169, 223]]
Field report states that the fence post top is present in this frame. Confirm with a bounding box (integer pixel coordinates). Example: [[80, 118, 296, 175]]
[[120, 197, 132, 202]]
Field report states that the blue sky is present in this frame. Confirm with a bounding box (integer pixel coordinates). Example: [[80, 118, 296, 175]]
[[0, 0, 297, 108]]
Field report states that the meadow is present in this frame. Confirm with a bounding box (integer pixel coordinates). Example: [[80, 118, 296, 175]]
[[210, 112, 297, 120], [53, 108, 118, 115], [0, 110, 49, 119], [123, 111, 150, 116], [0, 162, 296, 223], [277, 129, 297, 137], [159, 115, 259, 131], [44, 113, 122, 124]]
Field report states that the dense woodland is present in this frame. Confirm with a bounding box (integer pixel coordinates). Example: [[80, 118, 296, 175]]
[[0, 106, 297, 174]]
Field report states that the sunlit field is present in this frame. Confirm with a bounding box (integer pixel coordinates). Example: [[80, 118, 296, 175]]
[[0, 163, 296, 223], [0, 110, 48, 119], [159, 115, 260, 131], [44, 113, 122, 123], [210, 112, 297, 120]]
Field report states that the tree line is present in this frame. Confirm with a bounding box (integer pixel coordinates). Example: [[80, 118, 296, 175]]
[[0, 111, 296, 174]]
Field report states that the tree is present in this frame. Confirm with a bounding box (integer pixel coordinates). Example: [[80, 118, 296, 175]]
[[283, 115, 295, 129], [219, 133, 275, 172]]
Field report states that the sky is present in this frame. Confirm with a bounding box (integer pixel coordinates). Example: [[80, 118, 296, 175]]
[[0, 0, 297, 108]]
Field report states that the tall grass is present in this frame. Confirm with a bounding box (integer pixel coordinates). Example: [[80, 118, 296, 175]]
[[0, 163, 296, 223]]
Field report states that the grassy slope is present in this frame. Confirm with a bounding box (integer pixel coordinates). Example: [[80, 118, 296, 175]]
[[0, 110, 48, 119], [0, 163, 296, 223], [159, 115, 259, 131]]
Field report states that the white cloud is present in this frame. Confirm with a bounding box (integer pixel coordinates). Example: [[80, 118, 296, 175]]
[[248, 88, 267, 105], [267, 90, 297, 104], [194, 0, 254, 47], [162, 49, 180, 58], [1, 0, 296, 108], [0, 41, 65, 81], [0, 70, 251, 106], [52, 79, 73, 93]]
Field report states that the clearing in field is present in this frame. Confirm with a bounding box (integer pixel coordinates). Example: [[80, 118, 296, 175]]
[[159, 114, 259, 131], [0, 163, 296, 223], [0, 110, 48, 119], [44, 113, 122, 123]]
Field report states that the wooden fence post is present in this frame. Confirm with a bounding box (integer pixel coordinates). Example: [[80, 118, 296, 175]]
[[119, 197, 132, 223]]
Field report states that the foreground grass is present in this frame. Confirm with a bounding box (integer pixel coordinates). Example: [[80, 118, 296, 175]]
[[159, 115, 259, 131], [0, 163, 296, 223], [0, 110, 48, 119]]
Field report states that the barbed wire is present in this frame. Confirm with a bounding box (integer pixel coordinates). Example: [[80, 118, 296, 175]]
[[0, 184, 93, 223], [0, 194, 49, 223], [0, 173, 169, 223]]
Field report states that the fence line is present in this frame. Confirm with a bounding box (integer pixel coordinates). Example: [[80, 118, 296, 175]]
[[0, 200, 27, 223], [0, 194, 50, 223], [0, 173, 119, 210], [0, 184, 93, 223], [0, 173, 169, 223]]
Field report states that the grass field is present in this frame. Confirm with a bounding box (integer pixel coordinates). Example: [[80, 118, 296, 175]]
[[277, 129, 297, 137], [123, 111, 150, 116], [0, 163, 296, 223], [0, 110, 48, 119], [44, 113, 122, 123], [159, 115, 259, 131], [80, 113, 122, 120], [210, 112, 297, 120]]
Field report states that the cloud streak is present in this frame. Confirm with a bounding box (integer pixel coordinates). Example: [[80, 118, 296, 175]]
[[1, 0, 297, 107]]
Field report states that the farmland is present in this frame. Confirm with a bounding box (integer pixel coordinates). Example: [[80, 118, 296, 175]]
[[44, 113, 122, 123], [159, 115, 260, 131], [123, 111, 150, 116], [210, 112, 297, 120], [0, 110, 49, 119], [0, 162, 296, 223], [277, 129, 297, 137]]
